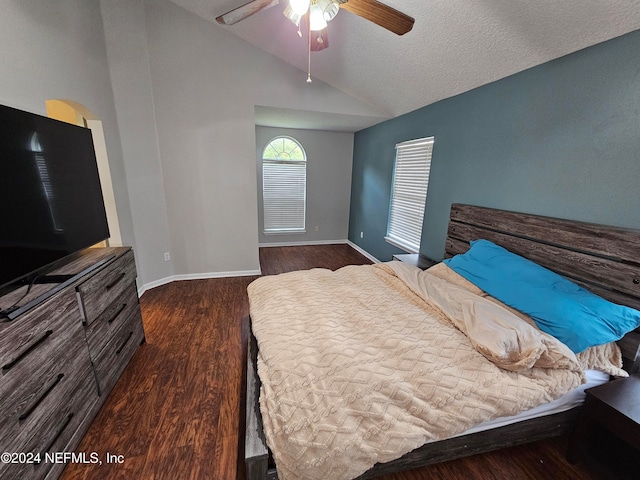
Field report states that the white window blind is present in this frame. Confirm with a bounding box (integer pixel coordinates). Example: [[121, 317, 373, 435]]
[[262, 137, 306, 234], [385, 137, 434, 253]]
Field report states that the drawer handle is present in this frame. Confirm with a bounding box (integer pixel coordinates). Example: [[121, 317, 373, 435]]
[[34, 413, 74, 465], [115, 331, 134, 355], [108, 303, 128, 324], [2, 330, 54, 372], [19, 373, 65, 421], [105, 272, 127, 290]]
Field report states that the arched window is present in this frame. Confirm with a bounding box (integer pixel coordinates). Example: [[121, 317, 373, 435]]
[[262, 136, 307, 234]]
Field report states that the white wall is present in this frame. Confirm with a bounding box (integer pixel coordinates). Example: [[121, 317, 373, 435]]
[[256, 127, 354, 245], [0, 0, 387, 288], [100, 0, 173, 288], [0, 0, 135, 253], [139, 0, 385, 278]]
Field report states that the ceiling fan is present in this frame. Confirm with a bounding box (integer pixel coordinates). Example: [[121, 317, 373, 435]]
[[216, 0, 415, 52]]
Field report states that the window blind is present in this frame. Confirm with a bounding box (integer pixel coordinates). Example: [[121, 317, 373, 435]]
[[385, 137, 434, 253], [263, 160, 306, 233]]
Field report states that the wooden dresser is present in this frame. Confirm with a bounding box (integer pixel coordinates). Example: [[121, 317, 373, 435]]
[[0, 247, 144, 480]]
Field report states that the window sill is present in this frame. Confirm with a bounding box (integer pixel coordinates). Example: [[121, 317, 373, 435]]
[[384, 235, 419, 254], [264, 230, 306, 235]]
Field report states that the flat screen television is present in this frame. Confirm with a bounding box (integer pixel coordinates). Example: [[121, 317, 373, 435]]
[[0, 103, 110, 292]]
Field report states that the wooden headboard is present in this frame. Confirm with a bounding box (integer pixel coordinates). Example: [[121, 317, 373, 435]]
[[445, 204, 640, 373]]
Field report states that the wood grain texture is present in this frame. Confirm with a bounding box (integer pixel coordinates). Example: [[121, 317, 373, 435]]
[[0, 247, 144, 480], [61, 273, 257, 480], [2, 367, 98, 480], [0, 247, 127, 311], [0, 341, 96, 454], [59, 245, 622, 480], [340, 0, 414, 35], [447, 222, 640, 298], [449, 204, 640, 263], [0, 289, 82, 376], [259, 243, 372, 275], [84, 282, 140, 359], [358, 411, 580, 479], [251, 205, 640, 480], [77, 250, 137, 326], [245, 331, 268, 476], [0, 285, 97, 477], [618, 332, 640, 374], [92, 309, 145, 397], [445, 203, 640, 372], [216, 0, 284, 25], [0, 297, 98, 480]]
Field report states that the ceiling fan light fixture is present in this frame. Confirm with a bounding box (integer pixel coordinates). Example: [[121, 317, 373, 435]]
[[289, 0, 311, 16], [317, 0, 340, 22], [283, 4, 302, 27], [309, 1, 328, 31]]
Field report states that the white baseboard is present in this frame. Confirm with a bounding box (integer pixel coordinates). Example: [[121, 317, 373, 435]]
[[258, 239, 349, 247], [138, 269, 262, 297], [345, 240, 380, 263], [259, 238, 380, 264], [138, 241, 379, 297], [138, 277, 173, 296]]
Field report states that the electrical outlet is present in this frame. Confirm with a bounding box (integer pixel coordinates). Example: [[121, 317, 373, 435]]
[[164, 252, 171, 261], [360, 231, 364, 238], [314, 226, 319, 232]]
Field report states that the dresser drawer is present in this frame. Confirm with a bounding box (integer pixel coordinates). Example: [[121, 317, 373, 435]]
[[84, 282, 140, 359], [0, 290, 85, 435], [93, 310, 144, 396], [0, 326, 94, 444], [0, 332, 89, 437], [0, 246, 142, 480], [77, 249, 137, 326], [0, 290, 82, 372], [0, 367, 97, 480]]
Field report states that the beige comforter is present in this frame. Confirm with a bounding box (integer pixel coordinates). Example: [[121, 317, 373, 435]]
[[247, 262, 585, 480]]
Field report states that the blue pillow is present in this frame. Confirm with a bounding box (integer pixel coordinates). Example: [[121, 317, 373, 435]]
[[443, 239, 640, 353]]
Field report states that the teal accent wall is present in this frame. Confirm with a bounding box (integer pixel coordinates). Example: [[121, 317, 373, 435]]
[[348, 30, 640, 262]]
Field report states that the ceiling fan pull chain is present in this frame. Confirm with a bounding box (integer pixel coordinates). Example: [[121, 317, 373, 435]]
[[307, 16, 312, 83]]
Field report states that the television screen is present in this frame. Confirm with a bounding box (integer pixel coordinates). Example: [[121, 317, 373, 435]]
[[0, 104, 110, 290]]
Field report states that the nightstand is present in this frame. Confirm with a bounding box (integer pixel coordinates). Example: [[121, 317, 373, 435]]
[[392, 253, 438, 270], [567, 374, 640, 464]]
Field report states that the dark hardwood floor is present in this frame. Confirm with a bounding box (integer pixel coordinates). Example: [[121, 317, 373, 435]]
[[258, 243, 373, 275], [61, 245, 623, 480]]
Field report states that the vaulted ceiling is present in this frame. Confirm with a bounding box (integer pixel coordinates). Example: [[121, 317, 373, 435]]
[[168, 0, 640, 126]]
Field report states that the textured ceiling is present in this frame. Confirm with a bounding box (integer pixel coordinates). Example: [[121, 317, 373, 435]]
[[167, 0, 640, 129]]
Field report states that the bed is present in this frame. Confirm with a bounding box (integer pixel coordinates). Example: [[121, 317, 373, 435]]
[[242, 204, 640, 480]]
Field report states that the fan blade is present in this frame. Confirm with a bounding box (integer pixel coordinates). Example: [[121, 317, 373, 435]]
[[340, 0, 414, 35], [310, 27, 329, 52], [216, 0, 285, 25]]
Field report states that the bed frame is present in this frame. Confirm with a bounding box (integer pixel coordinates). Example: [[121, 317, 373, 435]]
[[241, 204, 640, 480]]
